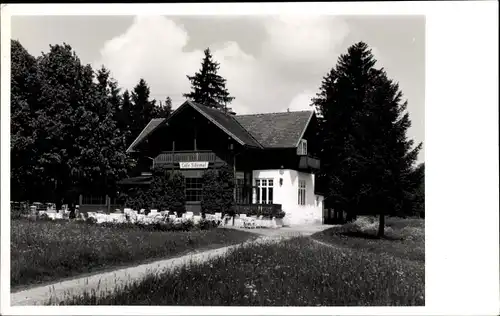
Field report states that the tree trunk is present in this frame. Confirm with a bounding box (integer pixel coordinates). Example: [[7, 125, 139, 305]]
[[378, 212, 385, 238]]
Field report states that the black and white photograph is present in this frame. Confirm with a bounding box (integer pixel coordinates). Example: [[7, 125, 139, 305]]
[[1, 2, 498, 315]]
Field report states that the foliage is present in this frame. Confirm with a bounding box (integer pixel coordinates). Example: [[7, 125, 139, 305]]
[[60, 234, 424, 306], [235, 204, 286, 219], [11, 201, 30, 220], [201, 164, 235, 216], [38, 213, 51, 221], [183, 48, 235, 109], [126, 78, 157, 146], [122, 167, 186, 215], [11, 219, 255, 288], [10, 40, 174, 206], [311, 41, 423, 236], [10, 40, 40, 201], [85, 217, 97, 225], [153, 96, 173, 118], [403, 163, 424, 218]]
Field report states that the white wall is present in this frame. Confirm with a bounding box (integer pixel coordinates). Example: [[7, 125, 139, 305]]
[[251, 169, 323, 226]]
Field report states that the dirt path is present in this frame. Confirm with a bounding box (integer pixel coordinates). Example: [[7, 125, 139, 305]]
[[11, 225, 334, 306]]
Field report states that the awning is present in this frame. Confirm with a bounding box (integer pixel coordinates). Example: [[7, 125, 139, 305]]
[[117, 176, 153, 185]]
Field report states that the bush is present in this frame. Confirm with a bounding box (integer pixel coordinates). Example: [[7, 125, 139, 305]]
[[234, 204, 285, 219], [38, 213, 51, 221], [122, 167, 186, 215], [198, 218, 219, 230], [201, 164, 235, 216], [85, 217, 97, 225], [11, 201, 30, 220]]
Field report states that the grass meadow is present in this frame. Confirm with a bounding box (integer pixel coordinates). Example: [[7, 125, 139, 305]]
[[59, 217, 425, 306], [11, 219, 257, 289]]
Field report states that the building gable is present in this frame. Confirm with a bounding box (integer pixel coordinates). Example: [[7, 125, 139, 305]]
[[235, 110, 315, 148]]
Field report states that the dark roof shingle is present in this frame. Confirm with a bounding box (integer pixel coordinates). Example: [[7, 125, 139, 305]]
[[235, 110, 314, 148], [126, 101, 314, 152], [188, 101, 262, 148]]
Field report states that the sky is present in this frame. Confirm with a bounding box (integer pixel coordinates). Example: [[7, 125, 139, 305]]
[[11, 15, 425, 161]]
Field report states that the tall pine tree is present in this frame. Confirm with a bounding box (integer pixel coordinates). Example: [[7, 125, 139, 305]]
[[183, 48, 234, 109], [312, 42, 422, 236], [153, 96, 173, 118], [128, 79, 156, 146]]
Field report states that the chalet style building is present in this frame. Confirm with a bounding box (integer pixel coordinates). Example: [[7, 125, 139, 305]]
[[120, 100, 324, 226]]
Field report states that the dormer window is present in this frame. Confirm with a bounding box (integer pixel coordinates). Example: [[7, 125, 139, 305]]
[[297, 139, 308, 156]]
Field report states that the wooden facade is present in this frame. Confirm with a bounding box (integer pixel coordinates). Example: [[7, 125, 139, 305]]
[[122, 101, 321, 214]]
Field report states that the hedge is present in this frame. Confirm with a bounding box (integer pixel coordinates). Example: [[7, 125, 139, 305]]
[[235, 204, 286, 219]]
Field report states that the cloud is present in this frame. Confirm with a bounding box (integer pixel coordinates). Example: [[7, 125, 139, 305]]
[[95, 15, 349, 115], [287, 91, 317, 112], [261, 16, 349, 68]]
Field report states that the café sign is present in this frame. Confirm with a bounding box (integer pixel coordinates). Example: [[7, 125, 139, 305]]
[[179, 161, 209, 169]]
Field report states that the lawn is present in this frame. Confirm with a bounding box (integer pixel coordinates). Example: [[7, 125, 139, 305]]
[[312, 216, 425, 262], [59, 217, 424, 306], [11, 219, 257, 289]]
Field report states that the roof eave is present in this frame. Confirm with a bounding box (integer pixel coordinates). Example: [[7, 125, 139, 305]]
[[125, 119, 164, 153], [125, 101, 191, 153], [188, 101, 263, 149], [294, 111, 315, 148]]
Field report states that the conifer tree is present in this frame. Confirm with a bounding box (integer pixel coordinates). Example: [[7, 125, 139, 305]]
[[183, 48, 234, 109], [153, 96, 173, 118], [312, 42, 422, 237], [129, 78, 156, 145]]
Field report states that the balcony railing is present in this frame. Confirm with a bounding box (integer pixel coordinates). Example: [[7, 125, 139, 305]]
[[154, 150, 223, 164], [298, 155, 321, 170]]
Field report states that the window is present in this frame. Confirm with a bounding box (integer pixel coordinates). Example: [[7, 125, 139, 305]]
[[255, 179, 274, 204], [185, 177, 203, 202], [297, 139, 308, 156], [298, 180, 306, 205], [236, 172, 252, 204]]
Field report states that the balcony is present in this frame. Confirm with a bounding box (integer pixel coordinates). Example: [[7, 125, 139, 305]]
[[298, 155, 321, 171], [154, 150, 225, 165]]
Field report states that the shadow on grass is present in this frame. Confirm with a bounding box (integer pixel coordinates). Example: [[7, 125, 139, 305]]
[[311, 217, 425, 262], [338, 231, 404, 241]]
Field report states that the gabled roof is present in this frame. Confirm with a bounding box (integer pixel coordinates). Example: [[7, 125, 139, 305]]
[[126, 100, 315, 153], [235, 110, 314, 148], [188, 101, 262, 148], [126, 118, 166, 153], [126, 101, 262, 153]]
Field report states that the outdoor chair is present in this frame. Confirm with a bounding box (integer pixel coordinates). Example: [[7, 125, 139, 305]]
[[255, 215, 264, 228], [233, 216, 244, 228], [244, 217, 256, 229], [192, 215, 202, 224]]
